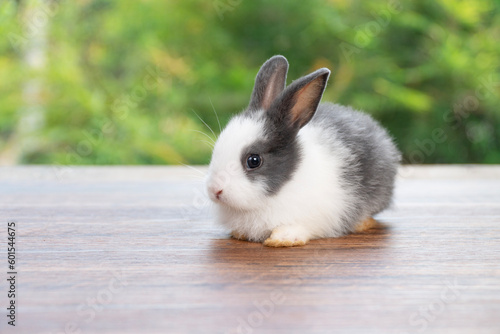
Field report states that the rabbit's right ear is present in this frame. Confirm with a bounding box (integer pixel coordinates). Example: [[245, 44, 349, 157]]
[[248, 55, 289, 111]]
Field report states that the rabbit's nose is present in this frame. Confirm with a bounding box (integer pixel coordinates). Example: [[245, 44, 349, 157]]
[[207, 183, 223, 201], [215, 189, 223, 200]]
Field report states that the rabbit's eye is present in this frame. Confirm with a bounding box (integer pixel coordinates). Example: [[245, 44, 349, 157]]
[[246, 154, 262, 169]]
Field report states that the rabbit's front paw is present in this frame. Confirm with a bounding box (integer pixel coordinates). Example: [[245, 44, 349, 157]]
[[263, 225, 309, 247]]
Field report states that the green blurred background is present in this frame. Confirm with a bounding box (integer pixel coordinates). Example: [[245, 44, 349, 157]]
[[1, 0, 499, 166]]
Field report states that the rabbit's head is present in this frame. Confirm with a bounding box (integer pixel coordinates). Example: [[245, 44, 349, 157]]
[[206, 56, 330, 211]]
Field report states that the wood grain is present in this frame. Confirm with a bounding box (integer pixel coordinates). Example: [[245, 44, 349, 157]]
[[0, 165, 499, 334]]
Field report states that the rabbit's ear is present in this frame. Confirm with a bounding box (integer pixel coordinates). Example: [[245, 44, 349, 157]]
[[270, 68, 330, 131], [249, 55, 289, 111]]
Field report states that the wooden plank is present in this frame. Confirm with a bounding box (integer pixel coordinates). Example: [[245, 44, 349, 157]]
[[1, 166, 499, 334]]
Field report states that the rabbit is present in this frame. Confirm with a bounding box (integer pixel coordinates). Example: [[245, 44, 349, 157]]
[[205, 55, 400, 247]]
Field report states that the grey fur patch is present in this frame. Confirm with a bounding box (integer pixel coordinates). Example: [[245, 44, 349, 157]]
[[240, 127, 302, 195]]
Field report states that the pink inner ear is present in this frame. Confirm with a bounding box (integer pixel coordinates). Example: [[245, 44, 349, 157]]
[[262, 71, 281, 110], [289, 80, 322, 127]]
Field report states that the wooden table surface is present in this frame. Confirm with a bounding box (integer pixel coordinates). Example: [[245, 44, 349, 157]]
[[1, 165, 499, 334]]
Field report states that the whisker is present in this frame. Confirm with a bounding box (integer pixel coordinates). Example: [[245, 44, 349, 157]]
[[176, 168, 204, 181], [191, 109, 217, 141], [189, 175, 207, 182], [208, 97, 222, 133], [179, 162, 207, 178], [189, 129, 216, 144], [198, 139, 215, 149]]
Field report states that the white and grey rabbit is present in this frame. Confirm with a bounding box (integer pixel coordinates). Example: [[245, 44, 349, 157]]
[[206, 55, 400, 247]]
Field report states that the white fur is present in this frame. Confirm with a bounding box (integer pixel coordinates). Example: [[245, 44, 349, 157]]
[[206, 117, 357, 242], [206, 113, 269, 210]]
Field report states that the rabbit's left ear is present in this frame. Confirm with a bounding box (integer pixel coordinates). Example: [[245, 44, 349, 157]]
[[270, 68, 330, 131], [248, 55, 289, 111]]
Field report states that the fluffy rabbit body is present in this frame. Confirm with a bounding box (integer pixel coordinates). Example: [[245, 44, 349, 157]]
[[206, 56, 400, 247]]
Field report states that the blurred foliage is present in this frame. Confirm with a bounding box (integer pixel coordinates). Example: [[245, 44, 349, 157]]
[[0, 0, 499, 165]]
